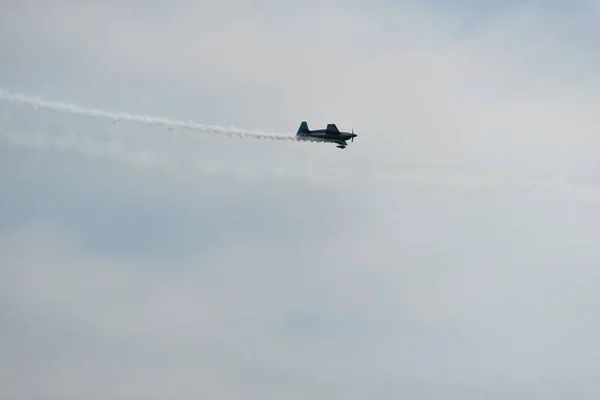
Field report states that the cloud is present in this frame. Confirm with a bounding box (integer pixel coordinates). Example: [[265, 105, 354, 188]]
[[3, 131, 600, 398], [2, 0, 599, 170], [2, 0, 600, 398], [2, 168, 600, 398]]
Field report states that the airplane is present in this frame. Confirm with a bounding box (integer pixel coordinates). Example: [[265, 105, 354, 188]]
[[295, 121, 357, 149]]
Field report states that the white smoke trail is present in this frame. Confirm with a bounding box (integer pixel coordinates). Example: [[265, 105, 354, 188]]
[[0, 88, 295, 141], [3, 127, 600, 200], [0, 128, 327, 183]]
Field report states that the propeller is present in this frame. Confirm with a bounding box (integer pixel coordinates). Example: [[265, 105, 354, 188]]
[[352, 128, 355, 142]]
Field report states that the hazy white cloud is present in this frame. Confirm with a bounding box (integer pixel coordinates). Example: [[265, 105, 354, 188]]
[[3, 0, 599, 170], [2, 0, 600, 398], [2, 167, 600, 398]]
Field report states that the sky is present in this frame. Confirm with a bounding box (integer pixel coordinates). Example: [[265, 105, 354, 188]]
[[1, 0, 600, 398]]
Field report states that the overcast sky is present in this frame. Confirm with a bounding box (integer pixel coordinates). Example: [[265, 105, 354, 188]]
[[2, 0, 600, 399]]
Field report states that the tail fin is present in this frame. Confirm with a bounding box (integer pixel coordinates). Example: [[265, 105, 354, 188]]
[[297, 121, 309, 135]]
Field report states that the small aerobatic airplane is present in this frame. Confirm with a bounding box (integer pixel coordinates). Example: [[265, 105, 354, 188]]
[[296, 121, 357, 149]]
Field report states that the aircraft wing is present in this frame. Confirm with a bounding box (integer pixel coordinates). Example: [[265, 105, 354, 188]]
[[326, 124, 339, 134]]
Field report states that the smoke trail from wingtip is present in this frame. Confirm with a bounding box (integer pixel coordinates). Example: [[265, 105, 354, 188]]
[[3, 127, 600, 201], [0, 88, 295, 141], [0, 128, 329, 184]]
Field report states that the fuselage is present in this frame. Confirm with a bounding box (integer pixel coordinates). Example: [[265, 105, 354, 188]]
[[296, 130, 355, 143]]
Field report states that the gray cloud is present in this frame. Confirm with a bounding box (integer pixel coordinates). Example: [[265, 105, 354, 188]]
[[2, 1, 600, 399], [2, 0, 599, 169]]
